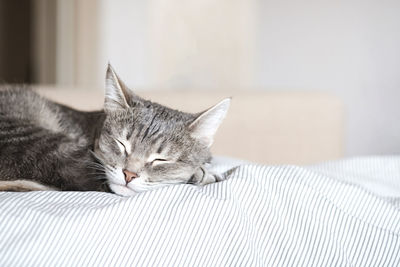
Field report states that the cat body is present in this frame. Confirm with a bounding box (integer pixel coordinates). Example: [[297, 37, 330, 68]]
[[0, 87, 107, 191], [0, 65, 230, 196]]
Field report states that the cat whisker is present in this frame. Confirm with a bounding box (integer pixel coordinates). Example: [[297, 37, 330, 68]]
[[90, 150, 106, 163], [85, 164, 105, 170], [85, 169, 106, 174], [86, 164, 106, 170]]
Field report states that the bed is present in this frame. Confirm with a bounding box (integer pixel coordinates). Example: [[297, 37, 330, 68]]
[[1, 89, 399, 266], [1, 156, 399, 266]]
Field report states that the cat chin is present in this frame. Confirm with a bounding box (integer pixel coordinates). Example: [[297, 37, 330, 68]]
[[109, 183, 138, 197]]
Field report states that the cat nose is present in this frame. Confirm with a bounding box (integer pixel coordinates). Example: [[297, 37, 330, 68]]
[[123, 169, 139, 184]]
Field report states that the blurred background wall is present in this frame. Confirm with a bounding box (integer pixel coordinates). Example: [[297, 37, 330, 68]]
[[0, 0, 399, 156]]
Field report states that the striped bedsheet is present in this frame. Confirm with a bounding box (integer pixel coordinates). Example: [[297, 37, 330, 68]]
[[0, 156, 399, 266]]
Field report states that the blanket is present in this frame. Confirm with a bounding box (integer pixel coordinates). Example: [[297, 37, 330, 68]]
[[0, 156, 399, 266]]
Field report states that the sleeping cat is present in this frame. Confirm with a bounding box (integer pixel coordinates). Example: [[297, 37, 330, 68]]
[[0, 65, 230, 196]]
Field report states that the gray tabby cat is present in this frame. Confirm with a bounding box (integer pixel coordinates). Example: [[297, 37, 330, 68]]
[[0, 65, 230, 196]]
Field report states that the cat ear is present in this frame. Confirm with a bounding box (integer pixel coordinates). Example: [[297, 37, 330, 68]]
[[104, 64, 136, 112], [188, 98, 231, 147]]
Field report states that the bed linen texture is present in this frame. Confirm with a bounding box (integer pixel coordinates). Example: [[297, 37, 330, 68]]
[[0, 156, 399, 266]]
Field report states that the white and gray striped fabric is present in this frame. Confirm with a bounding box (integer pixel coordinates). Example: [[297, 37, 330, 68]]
[[0, 156, 399, 266]]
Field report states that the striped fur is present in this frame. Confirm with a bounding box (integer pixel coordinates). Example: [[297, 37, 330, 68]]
[[0, 180, 55, 191], [0, 86, 107, 192], [0, 65, 230, 195]]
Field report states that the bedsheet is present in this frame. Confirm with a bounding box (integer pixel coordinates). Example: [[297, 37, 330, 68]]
[[0, 156, 399, 266]]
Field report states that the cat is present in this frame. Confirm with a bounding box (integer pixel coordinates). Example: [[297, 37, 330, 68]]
[[0, 64, 230, 196]]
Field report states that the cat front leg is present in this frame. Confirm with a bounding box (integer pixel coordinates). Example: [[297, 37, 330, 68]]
[[190, 166, 223, 185]]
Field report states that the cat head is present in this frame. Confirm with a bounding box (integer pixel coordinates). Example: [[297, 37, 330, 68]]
[[94, 65, 230, 196]]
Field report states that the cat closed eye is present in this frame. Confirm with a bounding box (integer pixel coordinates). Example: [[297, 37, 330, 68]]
[[115, 139, 127, 155], [151, 158, 169, 165]]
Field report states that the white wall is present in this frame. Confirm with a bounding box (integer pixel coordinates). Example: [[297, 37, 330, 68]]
[[97, 0, 149, 88], [97, 0, 255, 90], [94, 0, 400, 156], [255, 0, 400, 155]]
